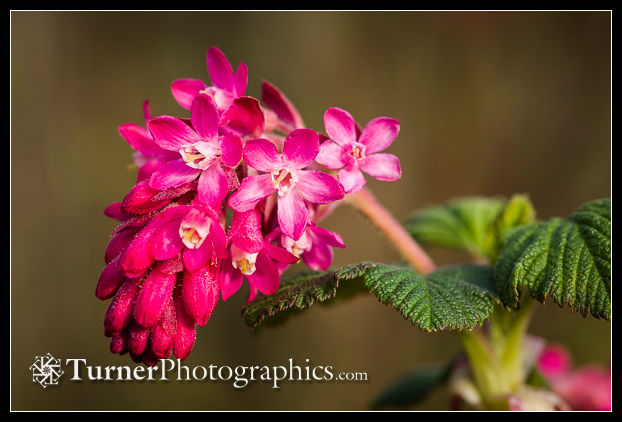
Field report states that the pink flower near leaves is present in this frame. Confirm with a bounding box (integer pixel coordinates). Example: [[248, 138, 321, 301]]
[[171, 46, 247, 111], [219, 209, 298, 302], [148, 93, 242, 207], [228, 129, 344, 240], [316, 107, 402, 194]]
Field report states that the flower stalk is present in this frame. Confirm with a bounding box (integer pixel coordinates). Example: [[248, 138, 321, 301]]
[[346, 187, 436, 274]]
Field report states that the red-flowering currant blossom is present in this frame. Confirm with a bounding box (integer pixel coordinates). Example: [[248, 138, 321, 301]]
[[171, 46, 247, 112], [537, 345, 611, 411], [148, 93, 242, 206], [219, 209, 299, 303], [228, 129, 344, 240], [316, 107, 402, 194], [117, 100, 178, 182]]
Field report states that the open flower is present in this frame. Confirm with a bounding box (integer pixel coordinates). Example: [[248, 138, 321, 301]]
[[171, 46, 248, 111], [316, 107, 401, 194], [118, 100, 178, 182], [219, 209, 299, 303], [228, 129, 344, 240], [148, 93, 242, 206]]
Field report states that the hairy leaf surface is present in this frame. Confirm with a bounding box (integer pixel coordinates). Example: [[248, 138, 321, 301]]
[[495, 199, 611, 319]]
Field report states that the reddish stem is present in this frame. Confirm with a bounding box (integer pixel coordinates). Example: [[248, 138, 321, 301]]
[[346, 187, 436, 274]]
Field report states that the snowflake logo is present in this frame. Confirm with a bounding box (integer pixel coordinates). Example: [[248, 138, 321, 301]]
[[29, 353, 64, 388]]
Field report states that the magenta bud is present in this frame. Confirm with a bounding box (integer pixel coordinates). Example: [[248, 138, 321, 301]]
[[182, 264, 219, 326], [110, 334, 128, 354], [173, 288, 196, 361], [128, 321, 150, 356], [104, 277, 142, 337], [133, 263, 177, 328], [121, 180, 170, 215], [105, 227, 139, 264], [96, 256, 125, 300]]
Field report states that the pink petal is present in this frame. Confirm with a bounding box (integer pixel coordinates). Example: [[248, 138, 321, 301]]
[[338, 166, 366, 194], [110, 334, 127, 354], [228, 174, 275, 212], [282, 129, 319, 169], [148, 115, 202, 151], [137, 157, 170, 183], [262, 242, 300, 265], [359, 153, 402, 181], [133, 263, 177, 328], [119, 220, 165, 277], [149, 159, 201, 191], [324, 107, 357, 146], [219, 258, 244, 301], [150, 324, 174, 359], [103, 202, 127, 221], [182, 240, 212, 273], [173, 288, 196, 360], [190, 93, 219, 140], [277, 190, 309, 241], [302, 242, 334, 271], [118, 123, 162, 156], [171, 78, 207, 110], [309, 225, 346, 248], [243, 138, 282, 172], [296, 170, 344, 204], [95, 256, 125, 300], [104, 277, 142, 337], [315, 140, 346, 169], [197, 165, 229, 206], [220, 135, 243, 167], [233, 62, 248, 97], [152, 219, 184, 261], [247, 251, 280, 296], [142, 99, 152, 123], [207, 46, 234, 93], [219, 97, 265, 138], [182, 265, 219, 326], [158, 254, 184, 274], [261, 81, 305, 130], [358, 117, 400, 154]]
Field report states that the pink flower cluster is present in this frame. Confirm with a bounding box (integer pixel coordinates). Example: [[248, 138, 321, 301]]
[[537, 344, 611, 411], [96, 47, 402, 365]]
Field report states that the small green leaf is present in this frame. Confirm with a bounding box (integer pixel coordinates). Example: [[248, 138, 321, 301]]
[[487, 194, 536, 262], [495, 198, 611, 319], [241, 266, 368, 329], [371, 362, 454, 410], [363, 264, 500, 331], [405, 197, 512, 260]]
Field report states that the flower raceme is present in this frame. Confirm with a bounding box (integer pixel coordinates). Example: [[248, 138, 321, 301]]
[[97, 46, 403, 364]]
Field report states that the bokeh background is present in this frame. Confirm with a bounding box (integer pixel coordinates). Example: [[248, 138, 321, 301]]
[[11, 11, 611, 410]]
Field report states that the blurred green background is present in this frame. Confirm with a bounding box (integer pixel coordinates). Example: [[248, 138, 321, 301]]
[[11, 11, 610, 410]]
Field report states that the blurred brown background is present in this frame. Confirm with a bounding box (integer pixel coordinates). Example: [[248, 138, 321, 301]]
[[11, 11, 610, 410]]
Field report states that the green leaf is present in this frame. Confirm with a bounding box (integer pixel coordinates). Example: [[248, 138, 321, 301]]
[[487, 194, 536, 263], [371, 362, 454, 410], [405, 196, 534, 261], [243, 263, 500, 331], [495, 198, 611, 319], [363, 264, 500, 331], [241, 266, 368, 329]]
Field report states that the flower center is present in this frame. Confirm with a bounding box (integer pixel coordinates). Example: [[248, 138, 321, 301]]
[[230, 245, 259, 275], [180, 146, 208, 169], [283, 231, 312, 258], [178, 215, 212, 249], [350, 142, 366, 160], [271, 168, 298, 197]]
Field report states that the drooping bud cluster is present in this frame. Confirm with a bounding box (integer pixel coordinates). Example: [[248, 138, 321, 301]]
[[97, 47, 402, 364]]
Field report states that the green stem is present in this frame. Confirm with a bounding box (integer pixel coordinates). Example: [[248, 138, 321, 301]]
[[346, 187, 436, 274]]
